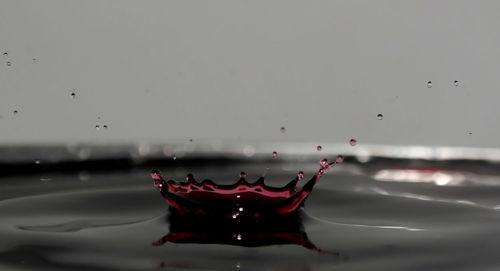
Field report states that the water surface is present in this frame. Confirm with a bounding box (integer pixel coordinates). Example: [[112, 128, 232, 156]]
[[1, 158, 500, 270]]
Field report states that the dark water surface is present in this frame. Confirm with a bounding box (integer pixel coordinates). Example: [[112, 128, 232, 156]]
[[1, 159, 500, 270]]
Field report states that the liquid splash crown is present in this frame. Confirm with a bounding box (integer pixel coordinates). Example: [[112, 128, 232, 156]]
[[151, 156, 343, 217]]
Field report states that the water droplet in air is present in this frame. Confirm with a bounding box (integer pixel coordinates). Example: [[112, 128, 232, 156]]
[[189, 138, 193, 142], [317, 145, 322, 151], [34, 160, 40, 164], [349, 139, 357, 146], [236, 234, 242, 240], [185, 173, 194, 181], [103, 125, 108, 129], [320, 158, 329, 168], [336, 155, 344, 163], [172, 155, 177, 160], [272, 151, 277, 158], [71, 92, 76, 99], [6, 61, 11, 67], [297, 171, 304, 180], [32, 58, 36, 63], [427, 81, 432, 88], [377, 114, 383, 120], [468, 132, 472, 135], [2, 52, 7, 56], [239, 172, 247, 178], [13, 110, 18, 115], [280, 126, 286, 133], [95, 125, 100, 130], [454, 80, 459, 86]]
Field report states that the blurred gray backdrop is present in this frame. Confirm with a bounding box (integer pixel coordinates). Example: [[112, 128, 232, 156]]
[[1, 0, 499, 148]]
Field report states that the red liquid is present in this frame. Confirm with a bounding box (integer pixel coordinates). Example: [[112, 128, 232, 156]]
[[151, 158, 341, 218], [153, 210, 339, 255]]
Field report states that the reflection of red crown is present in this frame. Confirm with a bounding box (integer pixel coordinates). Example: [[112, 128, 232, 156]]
[[151, 157, 343, 218], [153, 211, 341, 256]]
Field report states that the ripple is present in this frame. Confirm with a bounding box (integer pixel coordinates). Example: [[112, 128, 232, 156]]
[[18, 218, 147, 233]]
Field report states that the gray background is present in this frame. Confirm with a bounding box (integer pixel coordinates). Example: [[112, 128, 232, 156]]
[[1, 0, 499, 147]]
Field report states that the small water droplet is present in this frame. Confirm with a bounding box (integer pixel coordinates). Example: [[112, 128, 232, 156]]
[[32, 58, 36, 63], [427, 81, 432, 88], [189, 138, 193, 142], [13, 110, 18, 115], [239, 172, 247, 178], [2, 52, 7, 56], [185, 173, 194, 181], [320, 158, 329, 168], [468, 132, 472, 135], [377, 114, 383, 120], [95, 125, 100, 130], [349, 138, 357, 146], [71, 92, 76, 99], [297, 171, 304, 180], [172, 155, 177, 160], [236, 195, 241, 199], [238, 207, 244, 212], [280, 126, 286, 133], [6, 61, 11, 67], [103, 125, 108, 129], [34, 160, 40, 164], [317, 145, 322, 151], [454, 80, 459, 86], [272, 151, 277, 158], [236, 234, 242, 240], [336, 155, 344, 163]]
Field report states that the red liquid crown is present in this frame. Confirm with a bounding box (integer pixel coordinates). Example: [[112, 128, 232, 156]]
[[151, 157, 343, 218]]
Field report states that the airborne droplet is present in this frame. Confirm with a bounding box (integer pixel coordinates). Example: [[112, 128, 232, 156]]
[[427, 81, 432, 88], [454, 80, 459, 86], [349, 139, 357, 146], [272, 151, 277, 158], [336, 155, 344, 163], [95, 125, 100, 130], [6, 61, 11, 67], [320, 158, 329, 168], [280, 126, 286, 133], [13, 110, 18, 115], [377, 114, 383, 120], [317, 145, 322, 151], [297, 171, 304, 180], [71, 92, 76, 99]]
